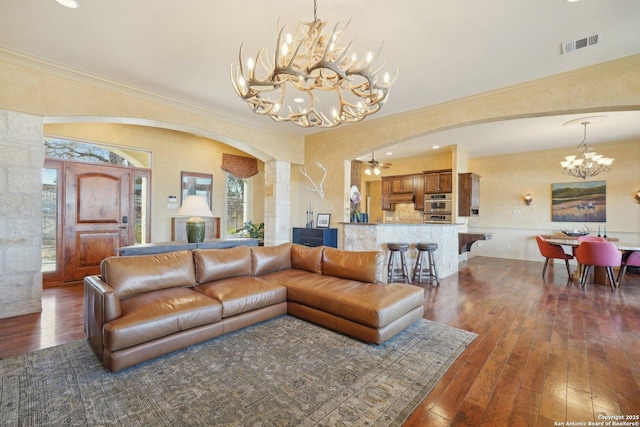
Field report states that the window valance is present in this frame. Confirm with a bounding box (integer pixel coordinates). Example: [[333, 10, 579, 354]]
[[221, 153, 258, 179]]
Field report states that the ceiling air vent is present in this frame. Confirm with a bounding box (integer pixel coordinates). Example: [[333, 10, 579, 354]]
[[561, 33, 602, 54]]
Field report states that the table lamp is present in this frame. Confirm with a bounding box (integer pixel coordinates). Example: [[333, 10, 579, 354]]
[[177, 195, 213, 243]]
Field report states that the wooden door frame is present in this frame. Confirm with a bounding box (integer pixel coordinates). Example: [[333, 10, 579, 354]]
[[42, 159, 64, 285], [43, 159, 151, 287]]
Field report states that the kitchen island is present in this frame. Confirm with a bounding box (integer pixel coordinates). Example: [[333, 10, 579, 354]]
[[341, 222, 460, 280]]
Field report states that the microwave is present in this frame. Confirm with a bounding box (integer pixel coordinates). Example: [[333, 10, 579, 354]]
[[427, 193, 452, 201], [424, 198, 452, 213]]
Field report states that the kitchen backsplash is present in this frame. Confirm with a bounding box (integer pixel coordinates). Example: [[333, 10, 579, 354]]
[[383, 203, 424, 223]]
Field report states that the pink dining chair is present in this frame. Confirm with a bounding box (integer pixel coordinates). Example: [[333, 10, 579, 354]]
[[577, 236, 606, 242], [574, 241, 622, 291], [535, 236, 573, 277], [572, 235, 606, 255], [617, 251, 640, 285]]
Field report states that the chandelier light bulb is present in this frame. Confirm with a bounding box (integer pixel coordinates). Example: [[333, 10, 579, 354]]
[[56, 0, 78, 8], [366, 51, 373, 64]]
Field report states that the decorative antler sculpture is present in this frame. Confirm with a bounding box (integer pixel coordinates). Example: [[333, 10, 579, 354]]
[[299, 162, 327, 199]]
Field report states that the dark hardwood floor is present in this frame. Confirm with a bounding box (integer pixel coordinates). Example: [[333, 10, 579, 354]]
[[1, 257, 639, 426]]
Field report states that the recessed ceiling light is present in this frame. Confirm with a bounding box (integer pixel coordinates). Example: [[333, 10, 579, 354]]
[[566, 0, 580, 2], [385, 152, 392, 155], [56, 0, 78, 8], [432, 145, 440, 149]]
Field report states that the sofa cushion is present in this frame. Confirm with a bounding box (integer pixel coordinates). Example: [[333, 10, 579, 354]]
[[101, 250, 196, 299], [291, 244, 323, 274], [195, 276, 287, 318], [194, 246, 251, 284], [103, 287, 222, 351], [322, 247, 385, 283], [251, 243, 292, 276], [266, 270, 424, 328]]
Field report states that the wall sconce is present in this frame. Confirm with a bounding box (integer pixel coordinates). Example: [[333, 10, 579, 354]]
[[523, 193, 533, 206], [636, 190, 640, 203]]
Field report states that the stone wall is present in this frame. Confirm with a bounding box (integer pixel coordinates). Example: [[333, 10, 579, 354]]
[[264, 160, 291, 246], [0, 109, 43, 319], [342, 223, 460, 280]]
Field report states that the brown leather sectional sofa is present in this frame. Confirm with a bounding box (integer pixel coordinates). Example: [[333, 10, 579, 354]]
[[84, 243, 425, 372]]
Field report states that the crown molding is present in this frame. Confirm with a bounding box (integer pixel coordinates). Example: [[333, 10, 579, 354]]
[[308, 53, 640, 142], [0, 47, 303, 142]]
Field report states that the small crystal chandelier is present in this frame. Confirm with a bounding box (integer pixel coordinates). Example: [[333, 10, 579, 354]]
[[560, 120, 613, 179], [230, 0, 397, 128]]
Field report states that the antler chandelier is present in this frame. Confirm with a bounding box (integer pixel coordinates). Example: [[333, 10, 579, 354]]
[[230, 0, 397, 128], [560, 119, 613, 179]]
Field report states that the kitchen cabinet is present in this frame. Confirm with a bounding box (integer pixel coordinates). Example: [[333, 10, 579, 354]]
[[391, 175, 413, 193], [381, 177, 392, 210], [458, 173, 480, 216], [424, 169, 452, 194], [292, 227, 338, 248], [412, 174, 425, 210], [381, 174, 424, 211]]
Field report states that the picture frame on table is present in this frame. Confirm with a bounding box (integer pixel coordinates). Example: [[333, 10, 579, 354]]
[[181, 171, 213, 209], [316, 213, 331, 228]]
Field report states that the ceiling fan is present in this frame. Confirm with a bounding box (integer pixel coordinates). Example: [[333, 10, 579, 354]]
[[364, 152, 392, 176]]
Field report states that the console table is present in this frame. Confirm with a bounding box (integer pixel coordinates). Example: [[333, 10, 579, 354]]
[[116, 238, 259, 256], [292, 227, 338, 248]]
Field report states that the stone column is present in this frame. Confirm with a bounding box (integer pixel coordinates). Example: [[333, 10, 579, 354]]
[[0, 109, 44, 319], [263, 160, 290, 246]]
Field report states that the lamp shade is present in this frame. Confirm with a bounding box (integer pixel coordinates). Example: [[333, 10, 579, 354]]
[[177, 196, 213, 218], [177, 196, 213, 243]]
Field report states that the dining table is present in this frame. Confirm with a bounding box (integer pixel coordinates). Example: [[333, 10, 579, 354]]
[[544, 237, 640, 285]]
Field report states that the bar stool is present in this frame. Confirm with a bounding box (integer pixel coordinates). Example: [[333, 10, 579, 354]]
[[412, 242, 439, 286], [387, 243, 410, 283]]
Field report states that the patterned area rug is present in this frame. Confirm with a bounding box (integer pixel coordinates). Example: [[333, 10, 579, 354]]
[[0, 315, 476, 426]]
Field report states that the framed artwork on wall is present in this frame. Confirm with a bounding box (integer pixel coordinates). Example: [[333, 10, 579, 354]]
[[316, 213, 331, 228], [551, 180, 606, 222], [181, 171, 213, 209]]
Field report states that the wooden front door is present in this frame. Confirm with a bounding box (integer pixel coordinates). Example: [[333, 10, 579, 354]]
[[63, 163, 131, 282]]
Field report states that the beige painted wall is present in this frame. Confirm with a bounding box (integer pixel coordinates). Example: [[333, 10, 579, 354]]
[[0, 53, 304, 165], [2, 50, 640, 318], [466, 138, 640, 262], [45, 123, 266, 242], [356, 139, 639, 262], [3, 52, 639, 241], [305, 55, 640, 231], [3, 51, 639, 232]]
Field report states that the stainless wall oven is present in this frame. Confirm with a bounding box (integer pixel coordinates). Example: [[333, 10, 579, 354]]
[[424, 193, 453, 214], [424, 214, 453, 224]]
